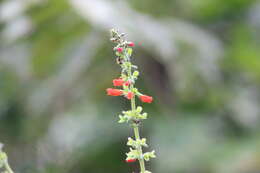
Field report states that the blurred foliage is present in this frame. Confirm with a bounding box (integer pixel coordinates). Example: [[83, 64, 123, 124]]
[[0, 0, 260, 173]]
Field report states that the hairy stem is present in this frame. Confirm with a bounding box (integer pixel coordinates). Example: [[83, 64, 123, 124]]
[[129, 68, 146, 173], [133, 125, 146, 173]]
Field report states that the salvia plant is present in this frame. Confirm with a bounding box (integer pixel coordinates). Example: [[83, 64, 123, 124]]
[[0, 143, 14, 173], [106, 29, 156, 173]]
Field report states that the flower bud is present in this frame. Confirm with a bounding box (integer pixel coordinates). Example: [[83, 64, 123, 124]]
[[125, 159, 136, 163], [113, 78, 124, 86], [126, 92, 134, 100], [124, 81, 131, 86], [139, 95, 153, 103], [106, 88, 123, 96], [117, 47, 123, 53], [128, 42, 135, 47]]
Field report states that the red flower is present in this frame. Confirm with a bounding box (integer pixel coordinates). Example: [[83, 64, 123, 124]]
[[126, 159, 136, 163], [124, 81, 131, 86], [106, 88, 123, 96], [139, 95, 153, 103], [117, 47, 123, 53], [128, 42, 135, 47], [113, 78, 124, 86], [126, 92, 134, 100]]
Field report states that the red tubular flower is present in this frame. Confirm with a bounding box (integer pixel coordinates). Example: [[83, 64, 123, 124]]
[[113, 78, 124, 86], [124, 81, 131, 86], [106, 88, 123, 96], [139, 95, 153, 103], [117, 47, 123, 53], [126, 92, 134, 100], [128, 42, 135, 47], [125, 159, 136, 163]]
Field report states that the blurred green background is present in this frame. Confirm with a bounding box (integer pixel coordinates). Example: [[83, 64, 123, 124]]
[[1, 0, 260, 173]]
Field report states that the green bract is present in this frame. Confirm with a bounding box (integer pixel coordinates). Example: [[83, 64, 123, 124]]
[[143, 150, 156, 161], [127, 48, 133, 56], [127, 137, 148, 148], [118, 108, 149, 124], [126, 148, 139, 160], [133, 70, 139, 77]]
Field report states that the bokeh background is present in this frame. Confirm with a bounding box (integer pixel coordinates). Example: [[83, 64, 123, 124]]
[[1, 0, 260, 173]]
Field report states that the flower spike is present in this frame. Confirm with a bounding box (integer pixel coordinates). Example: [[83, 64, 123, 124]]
[[108, 29, 155, 173]]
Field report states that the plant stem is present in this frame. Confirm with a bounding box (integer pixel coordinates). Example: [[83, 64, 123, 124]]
[[126, 48, 146, 173], [130, 90, 146, 173], [133, 124, 146, 173], [4, 160, 14, 173]]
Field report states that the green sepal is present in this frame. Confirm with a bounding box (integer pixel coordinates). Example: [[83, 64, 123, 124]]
[[136, 106, 143, 113], [127, 137, 148, 148], [139, 138, 148, 147], [132, 65, 138, 69], [126, 148, 139, 160], [138, 112, 148, 120], [133, 70, 139, 77], [143, 150, 156, 161], [127, 48, 133, 56], [115, 51, 121, 56], [118, 115, 127, 123], [127, 137, 135, 146]]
